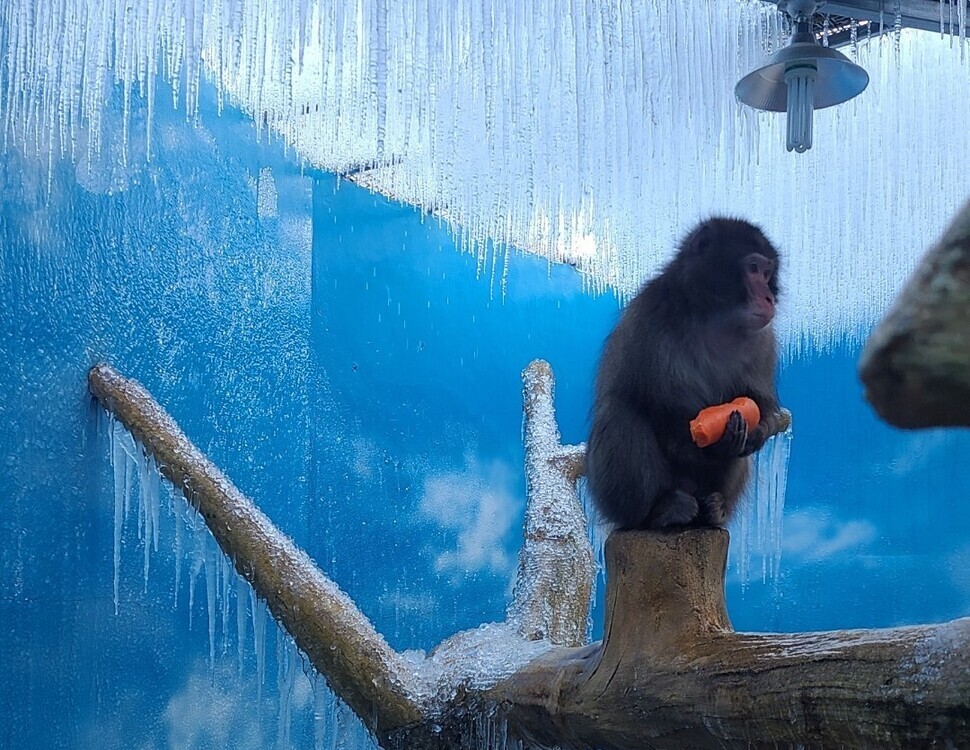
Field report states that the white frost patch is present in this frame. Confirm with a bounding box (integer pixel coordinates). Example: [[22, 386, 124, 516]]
[[763, 627, 910, 659], [404, 622, 552, 709], [782, 511, 877, 563], [419, 455, 520, 582], [910, 619, 970, 689]]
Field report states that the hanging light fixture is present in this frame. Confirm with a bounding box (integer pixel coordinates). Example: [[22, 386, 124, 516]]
[[735, 0, 869, 153]]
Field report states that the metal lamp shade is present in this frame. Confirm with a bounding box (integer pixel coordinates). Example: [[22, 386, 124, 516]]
[[735, 33, 869, 113]]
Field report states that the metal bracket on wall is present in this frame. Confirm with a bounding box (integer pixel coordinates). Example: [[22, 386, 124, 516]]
[[770, 0, 970, 46]]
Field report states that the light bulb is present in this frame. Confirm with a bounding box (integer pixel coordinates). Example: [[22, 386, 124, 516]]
[[785, 63, 817, 153]]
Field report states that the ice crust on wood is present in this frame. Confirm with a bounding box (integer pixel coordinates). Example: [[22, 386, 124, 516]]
[[508, 360, 594, 647]]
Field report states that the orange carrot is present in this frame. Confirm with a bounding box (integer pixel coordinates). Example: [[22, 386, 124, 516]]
[[689, 397, 761, 448]]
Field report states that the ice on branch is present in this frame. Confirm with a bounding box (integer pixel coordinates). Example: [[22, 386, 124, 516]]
[[508, 360, 594, 647]]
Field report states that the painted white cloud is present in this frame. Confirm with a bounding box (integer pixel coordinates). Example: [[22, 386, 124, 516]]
[[888, 430, 950, 477], [164, 660, 313, 750], [782, 510, 877, 563], [378, 589, 437, 617], [165, 663, 265, 750], [419, 454, 521, 582]]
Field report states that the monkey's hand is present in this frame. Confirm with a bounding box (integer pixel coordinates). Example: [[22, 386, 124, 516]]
[[706, 410, 748, 458], [738, 425, 768, 456], [738, 411, 782, 457]]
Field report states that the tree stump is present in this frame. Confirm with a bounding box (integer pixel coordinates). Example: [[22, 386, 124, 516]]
[[496, 529, 970, 750]]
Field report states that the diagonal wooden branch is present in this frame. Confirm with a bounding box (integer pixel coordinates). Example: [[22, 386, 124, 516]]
[[89, 358, 591, 746], [88, 363, 424, 736]]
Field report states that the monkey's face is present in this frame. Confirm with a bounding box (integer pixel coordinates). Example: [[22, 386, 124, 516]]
[[668, 217, 781, 332], [741, 252, 776, 330]]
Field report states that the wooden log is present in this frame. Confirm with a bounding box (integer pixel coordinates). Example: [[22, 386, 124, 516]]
[[493, 529, 970, 749], [859, 199, 970, 428]]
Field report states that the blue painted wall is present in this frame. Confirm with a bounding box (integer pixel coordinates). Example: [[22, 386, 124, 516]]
[[2, 90, 969, 747]]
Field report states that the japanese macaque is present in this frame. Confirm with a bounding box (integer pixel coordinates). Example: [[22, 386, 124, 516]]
[[586, 218, 781, 530]]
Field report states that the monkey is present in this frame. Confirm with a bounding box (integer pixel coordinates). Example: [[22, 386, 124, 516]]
[[585, 217, 781, 530]]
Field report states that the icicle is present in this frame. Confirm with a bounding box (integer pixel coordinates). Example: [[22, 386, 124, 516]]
[[173, 499, 184, 605], [251, 587, 267, 693], [894, 0, 903, 58], [188, 514, 204, 629], [136, 451, 161, 590], [236, 572, 248, 670], [277, 634, 298, 747], [148, 458, 160, 552], [326, 685, 341, 750], [578, 477, 607, 587], [136, 452, 146, 547], [734, 419, 794, 584], [221, 552, 232, 653], [959, 0, 968, 55], [123, 448, 132, 523], [183, 0, 203, 116], [313, 675, 331, 750], [7, 0, 970, 352], [373, 0, 388, 164], [205, 532, 218, 665], [767, 423, 793, 578], [110, 419, 127, 614]]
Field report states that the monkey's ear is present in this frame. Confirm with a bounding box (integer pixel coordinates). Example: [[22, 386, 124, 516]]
[[692, 222, 713, 254]]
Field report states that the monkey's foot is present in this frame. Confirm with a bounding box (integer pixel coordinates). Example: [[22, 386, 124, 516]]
[[699, 492, 727, 527], [645, 490, 699, 529]]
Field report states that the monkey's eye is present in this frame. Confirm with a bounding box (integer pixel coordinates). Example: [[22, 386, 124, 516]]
[[747, 261, 759, 274]]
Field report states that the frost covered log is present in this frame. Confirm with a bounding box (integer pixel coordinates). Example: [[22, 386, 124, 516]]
[[508, 360, 593, 647], [860, 199, 970, 428], [90, 361, 969, 749]]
